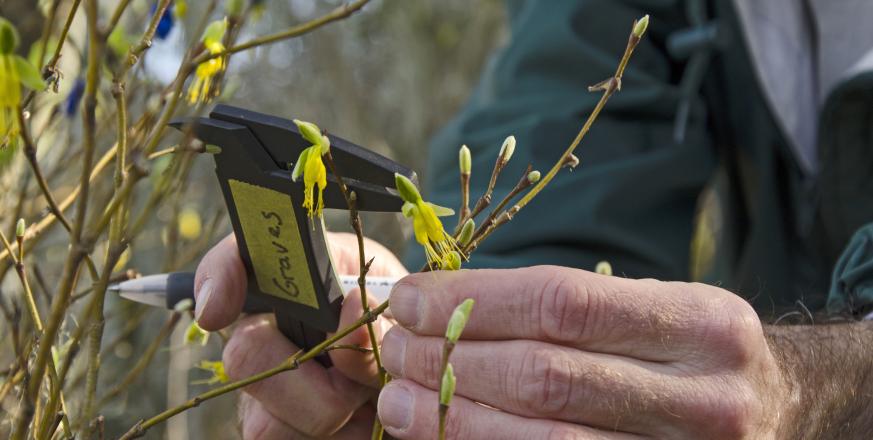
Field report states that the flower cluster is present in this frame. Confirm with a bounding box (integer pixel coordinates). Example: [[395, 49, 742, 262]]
[[395, 173, 462, 269], [291, 119, 331, 218], [187, 18, 228, 104]]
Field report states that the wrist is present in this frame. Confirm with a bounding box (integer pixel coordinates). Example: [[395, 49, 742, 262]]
[[764, 322, 873, 439]]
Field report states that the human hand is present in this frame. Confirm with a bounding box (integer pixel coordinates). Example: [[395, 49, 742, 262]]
[[378, 266, 793, 439], [194, 233, 407, 438]]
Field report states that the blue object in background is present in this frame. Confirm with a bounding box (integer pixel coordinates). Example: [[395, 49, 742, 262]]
[[153, 2, 175, 40], [64, 78, 85, 117]]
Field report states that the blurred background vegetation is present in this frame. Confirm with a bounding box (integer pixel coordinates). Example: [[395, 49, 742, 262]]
[[0, 0, 507, 438]]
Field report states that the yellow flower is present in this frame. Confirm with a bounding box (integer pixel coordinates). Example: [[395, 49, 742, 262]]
[[291, 119, 330, 218], [396, 173, 462, 269], [184, 321, 209, 346], [187, 19, 227, 104], [193, 360, 228, 385], [0, 18, 44, 148]]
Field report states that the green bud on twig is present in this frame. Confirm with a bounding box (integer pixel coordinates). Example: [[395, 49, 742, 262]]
[[395, 173, 422, 204], [459, 145, 471, 175], [458, 219, 475, 247], [202, 18, 228, 44], [441, 251, 462, 271], [204, 144, 222, 155], [293, 119, 324, 148], [527, 170, 541, 184], [595, 260, 612, 276], [15, 218, 25, 238], [633, 15, 650, 39], [498, 136, 516, 164], [0, 18, 19, 55], [445, 298, 475, 343], [440, 363, 456, 406]]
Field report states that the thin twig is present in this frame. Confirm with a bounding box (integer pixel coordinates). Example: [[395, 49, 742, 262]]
[[465, 19, 646, 253], [119, 301, 389, 440], [13, 2, 104, 437], [192, 0, 372, 65], [323, 150, 389, 440]]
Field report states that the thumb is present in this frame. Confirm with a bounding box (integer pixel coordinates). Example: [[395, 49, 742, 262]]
[[194, 234, 248, 331], [328, 289, 392, 387]]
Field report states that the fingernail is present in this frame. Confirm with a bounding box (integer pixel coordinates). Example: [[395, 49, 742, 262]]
[[389, 283, 421, 329], [379, 383, 413, 430], [194, 278, 214, 322], [381, 328, 408, 376]]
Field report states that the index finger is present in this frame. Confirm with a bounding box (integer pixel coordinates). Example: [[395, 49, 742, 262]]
[[194, 234, 247, 330], [389, 266, 759, 362]]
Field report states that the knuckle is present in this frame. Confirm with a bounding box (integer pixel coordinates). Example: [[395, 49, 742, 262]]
[[702, 291, 763, 366], [414, 340, 445, 387], [684, 381, 761, 439], [443, 409, 472, 440], [535, 266, 591, 343], [516, 346, 574, 416], [223, 329, 257, 381]]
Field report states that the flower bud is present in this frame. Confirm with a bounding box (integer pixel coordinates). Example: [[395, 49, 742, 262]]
[[595, 260, 612, 276], [394, 173, 422, 204], [440, 363, 456, 406], [459, 145, 471, 175], [445, 298, 475, 343], [498, 136, 516, 164], [0, 18, 19, 55], [202, 18, 228, 45], [441, 251, 462, 271], [458, 219, 475, 247], [293, 119, 323, 147], [15, 218, 25, 238], [527, 170, 541, 184], [633, 15, 649, 38]]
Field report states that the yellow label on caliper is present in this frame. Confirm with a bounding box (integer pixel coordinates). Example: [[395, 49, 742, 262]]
[[228, 179, 319, 309]]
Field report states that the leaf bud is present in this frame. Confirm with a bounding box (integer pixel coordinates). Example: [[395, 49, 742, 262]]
[[459, 145, 471, 175], [440, 363, 456, 406], [445, 298, 475, 343], [458, 219, 475, 247], [15, 218, 25, 238], [527, 170, 541, 184], [498, 135, 516, 164], [633, 15, 650, 39], [440, 251, 462, 271], [595, 260, 613, 276]]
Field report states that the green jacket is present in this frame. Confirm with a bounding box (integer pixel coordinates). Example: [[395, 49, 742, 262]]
[[407, 0, 873, 317]]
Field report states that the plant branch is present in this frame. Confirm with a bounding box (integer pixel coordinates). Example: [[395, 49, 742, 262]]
[[465, 19, 646, 253], [119, 300, 389, 440], [191, 0, 371, 65], [323, 151, 388, 440]]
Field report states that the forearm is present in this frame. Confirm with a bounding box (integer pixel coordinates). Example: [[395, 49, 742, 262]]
[[765, 321, 873, 439]]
